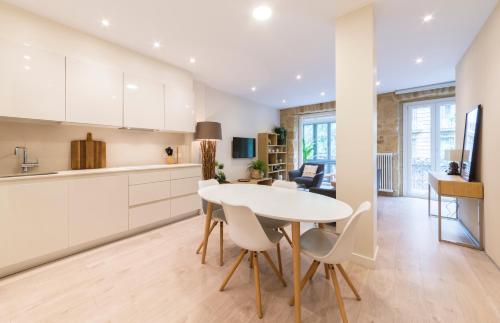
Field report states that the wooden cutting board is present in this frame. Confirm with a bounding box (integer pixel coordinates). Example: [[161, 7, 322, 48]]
[[71, 133, 106, 170]]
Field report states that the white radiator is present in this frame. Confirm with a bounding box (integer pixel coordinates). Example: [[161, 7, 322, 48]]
[[377, 153, 394, 193]]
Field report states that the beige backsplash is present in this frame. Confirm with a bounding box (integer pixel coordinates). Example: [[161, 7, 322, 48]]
[[0, 119, 192, 175]]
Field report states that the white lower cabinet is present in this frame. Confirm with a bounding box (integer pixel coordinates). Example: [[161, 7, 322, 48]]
[[129, 199, 171, 229], [0, 180, 68, 268], [171, 194, 201, 217], [68, 174, 128, 246]]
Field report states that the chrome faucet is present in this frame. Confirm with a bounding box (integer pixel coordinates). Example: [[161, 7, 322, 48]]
[[14, 146, 39, 173]]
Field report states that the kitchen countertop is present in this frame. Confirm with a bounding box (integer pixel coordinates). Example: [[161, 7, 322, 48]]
[[0, 163, 201, 183]]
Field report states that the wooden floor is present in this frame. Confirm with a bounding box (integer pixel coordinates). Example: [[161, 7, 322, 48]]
[[1, 197, 499, 322]]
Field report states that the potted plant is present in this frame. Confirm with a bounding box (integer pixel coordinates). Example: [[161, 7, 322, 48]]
[[214, 161, 228, 183], [274, 126, 287, 145], [248, 159, 266, 179]]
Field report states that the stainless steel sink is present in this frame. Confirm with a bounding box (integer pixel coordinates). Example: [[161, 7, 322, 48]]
[[0, 172, 58, 178]]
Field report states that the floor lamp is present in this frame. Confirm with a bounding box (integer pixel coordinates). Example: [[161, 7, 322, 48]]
[[194, 121, 222, 180]]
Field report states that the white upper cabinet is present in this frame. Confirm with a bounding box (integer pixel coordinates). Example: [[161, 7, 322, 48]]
[[66, 57, 123, 127], [0, 39, 65, 121], [124, 73, 164, 130], [165, 77, 195, 132]]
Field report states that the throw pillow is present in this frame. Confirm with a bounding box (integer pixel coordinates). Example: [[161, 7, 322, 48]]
[[302, 165, 318, 178]]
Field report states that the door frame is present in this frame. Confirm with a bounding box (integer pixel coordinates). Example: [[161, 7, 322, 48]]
[[403, 97, 456, 197]]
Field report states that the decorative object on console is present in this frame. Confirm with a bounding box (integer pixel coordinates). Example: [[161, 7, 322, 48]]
[[273, 126, 287, 145], [461, 105, 482, 182], [71, 132, 106, 170], [195, 121, 222, 180], [248, 159, 266, 179], [444, 149, 462, 175]]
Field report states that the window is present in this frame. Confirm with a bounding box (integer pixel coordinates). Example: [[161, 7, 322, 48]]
[[299, 113, 336, 178]]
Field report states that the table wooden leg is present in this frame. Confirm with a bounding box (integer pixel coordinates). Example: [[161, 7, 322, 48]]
[[438, 194, 442, 242], [201, 202, 213, 264], [291, 221, 301, 323]]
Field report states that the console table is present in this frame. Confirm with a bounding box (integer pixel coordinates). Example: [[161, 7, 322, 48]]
[[428, 171, 484, 250]]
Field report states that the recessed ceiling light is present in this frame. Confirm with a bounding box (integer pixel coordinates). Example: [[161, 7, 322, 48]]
[[189, 57, 196, 64], [423, 14, 434, 23], [101, 19, 110, 27], [126, 84, 139, 90], [376, 81, 381, 86], [282, 99, 286, 104], [252, 6, 272, 21], [320, 92, 326, 97], [24, 65, 31, 71], [23, 55, 31, 60], [415, 57, 424, 64], [296, 74, 302, 80], [153, 41, 161, 49], [251, 86, 257, 92]]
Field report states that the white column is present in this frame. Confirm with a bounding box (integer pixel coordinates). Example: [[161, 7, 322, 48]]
[[335, 4, 378, 267]]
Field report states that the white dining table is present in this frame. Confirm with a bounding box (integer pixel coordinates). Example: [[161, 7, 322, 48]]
[[198, 184, 353, 323]]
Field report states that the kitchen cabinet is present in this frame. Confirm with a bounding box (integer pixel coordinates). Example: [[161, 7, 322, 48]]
[[68, 174, 128, 246], [164, 77, 195, 132], [66, 57, 123, 127], [0, 39, 65, 121], [0, 180, 68, 268], [124, 73, 164, 130]]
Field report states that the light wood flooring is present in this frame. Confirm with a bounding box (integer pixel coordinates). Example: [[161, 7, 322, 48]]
[[0, 197, 499, 322]]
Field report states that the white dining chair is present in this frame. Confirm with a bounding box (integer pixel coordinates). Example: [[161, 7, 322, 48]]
[[219, 201, 287, 319], [196, 179, 226, 266], [257, 180, 296, 274], [290, 201, 371, 323]]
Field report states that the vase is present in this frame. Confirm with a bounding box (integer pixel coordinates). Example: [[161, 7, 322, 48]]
[[250, 169, 262, 179]]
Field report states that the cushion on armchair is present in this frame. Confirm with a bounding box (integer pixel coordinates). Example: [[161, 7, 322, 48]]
[[302, 165, 318, 178]]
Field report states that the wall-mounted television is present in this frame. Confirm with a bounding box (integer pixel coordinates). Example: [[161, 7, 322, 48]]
[[232, 137, 256, 158]]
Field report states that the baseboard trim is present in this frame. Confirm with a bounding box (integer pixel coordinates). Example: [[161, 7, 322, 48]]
[[350, 245, 379, 269]]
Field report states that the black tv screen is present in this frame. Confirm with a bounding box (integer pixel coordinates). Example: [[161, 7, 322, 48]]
[[232, 137, 256, 158]]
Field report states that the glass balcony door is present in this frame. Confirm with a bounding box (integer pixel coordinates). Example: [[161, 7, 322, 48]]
[[403, 98, 456, 197]]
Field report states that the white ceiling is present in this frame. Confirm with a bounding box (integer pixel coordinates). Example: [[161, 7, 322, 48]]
[[4, 0, 498, 108]]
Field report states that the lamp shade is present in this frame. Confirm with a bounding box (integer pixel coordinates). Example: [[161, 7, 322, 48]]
[[194, 121, 222, 141], [444, 149, 462, 162]]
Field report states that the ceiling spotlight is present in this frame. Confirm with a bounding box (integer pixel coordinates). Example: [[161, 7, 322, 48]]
[[282, 99, 286, 104], [153, 41, 161, 48], [251, 86, 257, 92], [24, 65, 31, 71], [252, 6, 272, 21], [423, 14, 434, 23], [101, 19, 110, 27], [23, 55, 31, 60], [415, 57, 424, 64], [320, 91, 326, 97], [189, 57, 196, 64], [126, 84, 139, 90], [296, 74, 302, 80], [376, 81, 381, 86]]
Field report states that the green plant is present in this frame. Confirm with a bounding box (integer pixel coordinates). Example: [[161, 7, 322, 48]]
[[248, 159, 266, 173], [274, 126, 287, 145], [214, 161, 226, 183], [302, 139, 315, 161]]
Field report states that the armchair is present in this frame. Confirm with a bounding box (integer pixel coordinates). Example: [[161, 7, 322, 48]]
[[288, 163, 324, 189]]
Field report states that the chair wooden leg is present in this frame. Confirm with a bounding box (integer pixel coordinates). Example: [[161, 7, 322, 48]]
[[253, 252, 263, 319], [280, 228, 293, 247], [201, 203, 214, 264], [324, 264, 330, 280], [249, 251, 254, 268], [336, 264, 361, 300], [196, 221, 217, 254], [219, 249, 247, 291], [289, 260, 320, 306], [276, 242, 283, 276], [329, 265, 348, 323], [261, 251, 287, 287], [219, 222, 224, 266]]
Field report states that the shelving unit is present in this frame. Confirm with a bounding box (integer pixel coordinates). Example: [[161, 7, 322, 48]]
[[257, 133, 288, 181]]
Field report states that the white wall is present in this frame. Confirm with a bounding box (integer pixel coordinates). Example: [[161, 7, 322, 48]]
[[335, 4, 378, 268], [193, 83, 279, 180], [456, 1, 500, 266]]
